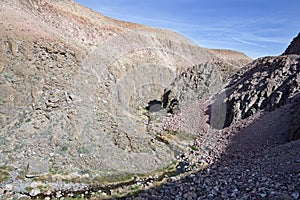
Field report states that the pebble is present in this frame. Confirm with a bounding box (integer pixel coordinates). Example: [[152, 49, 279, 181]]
[[5, 184, 13, 191], [259, 193, 267, 198], [56, 191, 62, 198], [30, 181, 43, 188], [183, 191, 196, 199], [29, 188, 41, 197], [44, 190, 52, 196], [292, 192, 299, 199], [17, 195, 31, 200]]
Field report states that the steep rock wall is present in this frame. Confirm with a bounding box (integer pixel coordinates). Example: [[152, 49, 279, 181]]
[[283, 33, 300, 55], [217, 55, 300, 128], [290, 96, 300, 141]]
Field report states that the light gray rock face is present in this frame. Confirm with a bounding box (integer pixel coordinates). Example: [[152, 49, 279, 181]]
[[72, 30, 219, 173], [217, 55, 300, 128], [161, 62, 240, 113], [0, 28, 248, 180], [0, 0, 252, 190], [26, 159, 49, 178]]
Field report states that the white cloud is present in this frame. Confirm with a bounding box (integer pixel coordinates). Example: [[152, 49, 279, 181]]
[[232, 37, 266, 47]]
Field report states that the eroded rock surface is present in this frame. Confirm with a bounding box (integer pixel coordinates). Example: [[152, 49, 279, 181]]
[[283, 32, 300, 55], [220, 55, 300, 128], [290, 96, 300, 141], [123, 33, 300, 200], [0, 1, 252, 195], [0, 0, 299, 198], [162, 61, 243, 113]]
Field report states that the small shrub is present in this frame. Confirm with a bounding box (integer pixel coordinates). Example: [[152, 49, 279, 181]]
[[190, 145, 198, 151], [0, 165, 12, 182], [0, 171, 9, 182], [25, 186, 33, 192], [61, 145, 68, 152]]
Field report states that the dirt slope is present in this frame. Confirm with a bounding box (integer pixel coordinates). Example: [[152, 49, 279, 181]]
[[123, 34, 300, 200], [0, 0, 253, 198]]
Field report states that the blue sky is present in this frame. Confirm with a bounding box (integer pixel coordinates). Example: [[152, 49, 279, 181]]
[[74, 0, 300, 58]]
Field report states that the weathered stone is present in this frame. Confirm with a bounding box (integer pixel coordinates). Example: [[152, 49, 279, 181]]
[[283, 33, 300, 55], [29, 188, 41, 197], [26, 159, 48, 178], [290, 97, 300, 141], [163, 62, 233, 113], [0, 0, 253, 192], [292, 192, 299, 199], [218, 55, 300, 128], [4, 184, 13, 191], [16, 195, 31, 200]]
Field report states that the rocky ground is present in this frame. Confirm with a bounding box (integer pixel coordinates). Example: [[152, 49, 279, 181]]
[[1, 92, 299, 199], [0, 0, 252, 191], [123, 95, 300, 200], [121, 37, 300, 199], [120, 37, 300, 199], [0, 0, 299, 199]]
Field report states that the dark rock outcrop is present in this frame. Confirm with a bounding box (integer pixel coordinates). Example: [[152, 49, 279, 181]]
[[162, 61, 242, 113], [283, 32, 300, 55], [290, 96, 300, 141], [219, 55, 300, 128]]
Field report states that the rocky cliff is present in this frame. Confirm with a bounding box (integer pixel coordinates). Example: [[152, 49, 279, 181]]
[[283, 32, 300, 55], [127, 33, 300, 200], [290, 95, 300, 141], [1, 0, 300, 199], [212, 33, 300, 142], [0, 0, 252, 197], [221, 55, 300, 128], [283, 33, 300, 141], [162, 60, 240, 113]]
